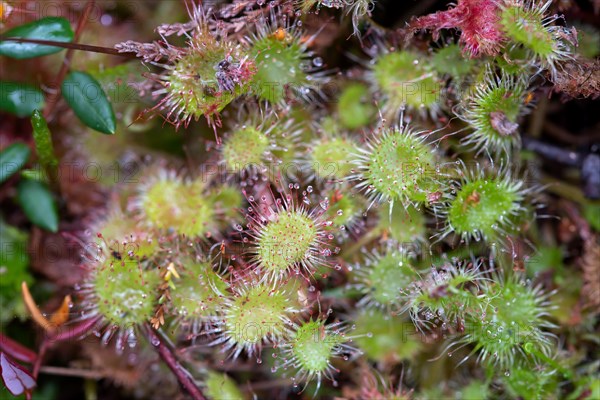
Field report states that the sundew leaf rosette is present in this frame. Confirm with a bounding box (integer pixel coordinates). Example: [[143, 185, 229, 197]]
[[499, 0, 573, 78], [115, 5, 256, 128]]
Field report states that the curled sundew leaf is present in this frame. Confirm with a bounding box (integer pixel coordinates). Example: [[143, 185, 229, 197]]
[[21, 282, 71, 332]]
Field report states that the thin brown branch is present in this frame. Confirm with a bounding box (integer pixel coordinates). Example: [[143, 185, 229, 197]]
[[43, 0, 95, 120], [39, 366, 104, 380], [0, 37, 134, 58]]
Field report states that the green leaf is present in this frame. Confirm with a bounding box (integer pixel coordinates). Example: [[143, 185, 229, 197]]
[[583, 203, 600, 232], [0, 218, 31, 292], [20, 168, 47, 183], [17, 179, 58, 232], [0, 82, 45, 117], [30, 110, 58, 176], [61, 71, 116, 134], [0, 17, 74, 59], [0, 143, 30, 184]]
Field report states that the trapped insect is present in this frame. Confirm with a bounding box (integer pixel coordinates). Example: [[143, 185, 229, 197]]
[[215, 56, 242, 93]]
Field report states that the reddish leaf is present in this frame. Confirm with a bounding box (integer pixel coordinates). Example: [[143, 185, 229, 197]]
[[48, 316, 102, 343], [410, 0, 505, 57], [0, 334, 37, 364], [0, 352, 36, 397]]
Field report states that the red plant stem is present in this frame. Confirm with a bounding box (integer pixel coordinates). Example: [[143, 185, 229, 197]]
[[43, 0, 95, 120], [32, 339, 49, 379], [143, 324, 206, 400], [30, 316, 102, 380]]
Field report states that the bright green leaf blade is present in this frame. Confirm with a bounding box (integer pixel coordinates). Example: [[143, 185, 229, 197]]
[[30, 110, 58, 174], [17, 179, 59, 232], [0, 143, 30, 184], [583, 203, 600, 231], [0, 218, 31, 289], [0, 218, 33, 325], [0, 82, 45, 117], [61, 71, 117, 134], [0, 17, 74, 59]]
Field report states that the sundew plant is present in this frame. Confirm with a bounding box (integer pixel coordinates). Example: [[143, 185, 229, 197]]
[[0, 1, 599, 400]]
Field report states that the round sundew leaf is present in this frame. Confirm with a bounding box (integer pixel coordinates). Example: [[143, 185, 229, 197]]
[[366, 129, 437, 203], [338, 83, 375, 129], [447, 179, 520, 239], [353, 309, 421, 362], [432, 44, 475, 80], [61, 71, 116, 134], [463, 277, 552, 369], [222, 127, 269, 172], [311, 137, 356, 180], [94, 213, 158, 259], [500, 5, 554, 57], [291, 320, 342, 374], [0, 143, 30, 184], [327, 194, 362, 228], [170, 260, 228, 317], [204, 371, 244, 400], [164, 37, 254, 122], [93, 257, 160, 327], [366, 253, 418, 306], [0, 17, 73, 59], [377, 203, 426, 243], [250, 36, 307, 103], [473, 86, 523, 140], [503, 361, 559, 400], [0, 82, 45, 117], [17, 179, 58, 232], [256, 211, 318, 274], [225, 285, 291, 346], [372, 51, 439, 109], [142, 179, 215, 238]]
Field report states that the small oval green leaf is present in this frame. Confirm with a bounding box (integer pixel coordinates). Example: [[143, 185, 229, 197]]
[[0, 143, 30, 184], [0, 82, 45, 117], [0, 17, 74, 59], [61, 71, 116, 134], [17, 179, 59, 232]]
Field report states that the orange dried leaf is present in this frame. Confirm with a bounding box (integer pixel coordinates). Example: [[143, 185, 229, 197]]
[[48, 295, 72, 327]]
